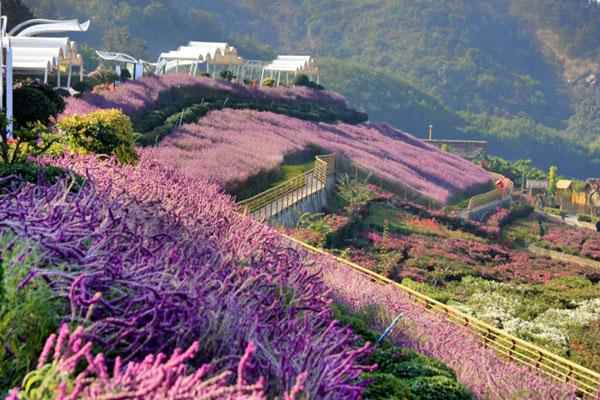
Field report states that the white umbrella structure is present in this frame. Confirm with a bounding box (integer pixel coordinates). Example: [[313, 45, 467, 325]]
[[261, 55, 318, 86]]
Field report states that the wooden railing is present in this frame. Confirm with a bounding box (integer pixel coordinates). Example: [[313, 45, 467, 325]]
[[284, 235, 600, 399], [336, 158, 444, 210]]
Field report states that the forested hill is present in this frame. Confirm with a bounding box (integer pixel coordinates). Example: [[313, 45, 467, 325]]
[[18, 0, 600, 177]]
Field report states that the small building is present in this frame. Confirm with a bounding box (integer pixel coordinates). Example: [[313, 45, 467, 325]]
[[525, 179, 548, 195], [422, 139, 487, 161]]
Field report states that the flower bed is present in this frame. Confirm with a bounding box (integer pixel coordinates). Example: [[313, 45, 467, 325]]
[[302, 248, 579, 399], [1, 153, 371, 398], [146, 109, 492, 204], [542, 225, 600, 261]]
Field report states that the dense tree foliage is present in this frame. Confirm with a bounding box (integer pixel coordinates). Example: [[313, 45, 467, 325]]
[[20, 0, 600, 177]]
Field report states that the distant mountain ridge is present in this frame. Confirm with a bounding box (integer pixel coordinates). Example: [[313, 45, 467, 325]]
[[18, 0, 600, 177]]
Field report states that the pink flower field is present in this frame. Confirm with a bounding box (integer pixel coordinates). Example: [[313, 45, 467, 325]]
[[145, 109, 493, 204], [63, 74, 351, 117]]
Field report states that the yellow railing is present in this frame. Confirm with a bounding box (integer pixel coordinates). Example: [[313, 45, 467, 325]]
[[236, 155, 337, 215], [237, 172, 310, 214], [466, 174, 514, 219], [283, 234, 600, 398]]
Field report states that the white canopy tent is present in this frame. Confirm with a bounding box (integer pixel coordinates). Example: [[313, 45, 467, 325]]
[[0, 6, 90, 137], [9, 36, 84, 87], [156, 41, 243, 77], [9, 18, 90, 37], [260, 55, 319, 86], [96, 50, 144, 80]]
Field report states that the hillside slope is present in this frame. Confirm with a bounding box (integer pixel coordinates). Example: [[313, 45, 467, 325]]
[[21, 0, 600, 176]]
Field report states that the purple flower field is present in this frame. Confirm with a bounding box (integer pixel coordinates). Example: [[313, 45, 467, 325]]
[[145, 109, 492, 203], [2, 153, 371, 399], [63, 74, 350, 117]]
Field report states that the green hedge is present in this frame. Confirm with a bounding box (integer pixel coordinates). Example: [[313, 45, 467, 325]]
[[543, 207, 567, 218], [576, 213, 598, 223]]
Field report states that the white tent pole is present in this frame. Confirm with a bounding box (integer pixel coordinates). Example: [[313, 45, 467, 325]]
[[44, 67, 48, 84], [67, 64, 72, 88], [80, 64, 83, 81], [175, 60, 179, 73], [6, 47, 13, 138], [56, 67, 61, 88], [277, 70, 281, 86], [260, 68, 265, 87]]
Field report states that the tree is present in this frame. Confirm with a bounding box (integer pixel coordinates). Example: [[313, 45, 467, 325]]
[[3, 0, 34, 30], [548, 166, 558, 195]]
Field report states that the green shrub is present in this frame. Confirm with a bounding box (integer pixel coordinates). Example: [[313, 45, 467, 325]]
[[543, 207, 566, 218], [576, 213, 597, 223], [89, 67, 119, 85], [57, 109, 138, 164], [263, 77, 275, 87], [72, 80, 94, 94], [0, 164, 83, 189], [371, 347, 456, 380], [13, 80, 66, 127], [220, 70, 234, 80], [13, 87, 56, 127], [54, 88, 71, 98], [120, 68, 132, 82], [408, 376, 472, 400], [293, 74, 325, 90], [0, 234, 68, 392], [363, 372, 414, 399]]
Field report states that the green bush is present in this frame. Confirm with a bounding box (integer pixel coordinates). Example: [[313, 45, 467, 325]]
[[363, 372, 414, 399], [293, 74, 325, 90], [57, 109, 138, 164], [543, 207, 566, 218], [72, 80, 94, 94], [263, 77, 275, 87], [13, 87, 56, 127], [12, 80, 66, 127], [0, 234, 68, 392], [0, 164, 83, 189], [89, 67, 119, 85], [408, 376, 472, 400], [576, 213, 597, 223], [120, 68, 132, 82]]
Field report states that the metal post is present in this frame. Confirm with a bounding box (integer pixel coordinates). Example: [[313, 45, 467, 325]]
[[67, 65, 73, 88], [428, 124, 433, 141], [6, 46, 13, 138], [277, 71, 281, 86], [259, 68, 265, 87], [44, 67, 48, 84], [57, 67, 61, 88]]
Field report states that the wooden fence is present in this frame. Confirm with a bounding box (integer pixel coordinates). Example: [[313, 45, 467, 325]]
[[284, 235, 600, 399]]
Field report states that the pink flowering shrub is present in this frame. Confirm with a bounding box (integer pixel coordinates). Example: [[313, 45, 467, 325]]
[[146, 109, 492, 203], [356, 230, 590, 285], [7, 324, 307, 400], [2, 153, 372, 398], [63, 74, 352, 118], [542, 225, 600, 261], [303, 248, 579, 399]]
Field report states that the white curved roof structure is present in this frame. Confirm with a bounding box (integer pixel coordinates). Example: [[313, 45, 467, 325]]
[[96, 50, 139, 64], [10, 19, 90, 37], [10, 36, 82, 66], [263, 55, 317, 74], [156, 41, 243, 74]]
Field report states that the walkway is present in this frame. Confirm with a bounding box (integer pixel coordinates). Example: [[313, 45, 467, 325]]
[[251, 174, 323, 220]]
